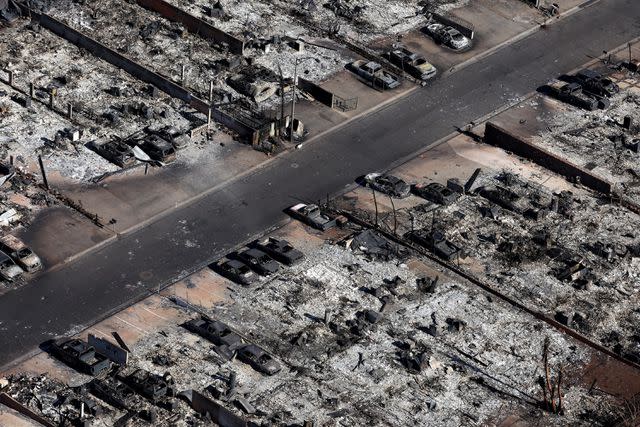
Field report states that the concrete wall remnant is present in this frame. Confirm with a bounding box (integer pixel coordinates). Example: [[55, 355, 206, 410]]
[[484, 122, 612, 194], [182, 389, 248, 427], [135, 0, 245, 55], [88, 334, 129, 365]]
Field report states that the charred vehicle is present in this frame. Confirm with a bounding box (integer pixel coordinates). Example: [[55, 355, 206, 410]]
[[573, 69, 619, 98], [252, 237, 304, 265], [412, 182, 459, 206], [348, 60, 401, 90], [0, 234, 42, 273], [288, 203, 337, 230], [123, 369, 175, 403], [425, 23, 470, 51], [184, 317, 243, 360], [91, 139, 136, 168], [212, 257, 258, 286], [406, 228, 461, 261], [50, 338, 112, 377], [387, 48, 437, 81], [364, 173, 410, 198], [237, 344, 282, 375], [0, 251, 23, 281], [139, 135, 176, 163], [89, 377, 136, 410], [543, 79, 609, 111], [236, 247, 281, 276]]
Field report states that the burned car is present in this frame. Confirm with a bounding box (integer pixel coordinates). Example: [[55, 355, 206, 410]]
[[348, 60, 401, 90], [91, 139, 136, 168], [184, 317, 243, 360], [138, 135, 176, 163], [0, 251, 23, 281], [212, 257, 258, 286], [387, 48, 437, 81], [288, 203, 337, 230], [425, 23, 470, 51], [236, 247, 281, 276], [573, 69, 619, 98], [252, 237, 304, 265], [123, 369, 175, 403], [50, 338, 112, 377], [153, 125, 189, 150], [89, 376, 136, 410], [543, 79, 609, 111], [227, 66, 278, 103], [412, 182, 460, 206], [363, 173, 410, 198], [237, 344, 282, 375], [406, 228, 461, 261], [0, 234, 42, 273]]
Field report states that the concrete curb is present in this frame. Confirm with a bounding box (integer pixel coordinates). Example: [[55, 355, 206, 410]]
[[46, 0, 603, 273]]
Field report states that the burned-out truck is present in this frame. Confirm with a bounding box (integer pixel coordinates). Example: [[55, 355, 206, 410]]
[[543, 79, 609, 111]]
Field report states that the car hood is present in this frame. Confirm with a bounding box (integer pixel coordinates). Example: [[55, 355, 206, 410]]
[[1, 265, 22, 278], [416, 62, 435, 73]]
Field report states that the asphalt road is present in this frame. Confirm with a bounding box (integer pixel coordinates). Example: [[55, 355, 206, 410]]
[[1, 0, 639, 368]]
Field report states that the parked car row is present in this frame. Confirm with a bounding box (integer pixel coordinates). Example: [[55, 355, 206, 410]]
[[48, 317, 283, 380], [213, 237, 305, 285], [542, 69, 618, 111], [0, 234, 42, 281], [90, 127, 187, 168], [184, 316, 282, 375], [346, 16, 473, 88]]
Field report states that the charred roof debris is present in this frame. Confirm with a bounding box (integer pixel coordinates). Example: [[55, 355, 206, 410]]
[[2, 0, 640, 426]]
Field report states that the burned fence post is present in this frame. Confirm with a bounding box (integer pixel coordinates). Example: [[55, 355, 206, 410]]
[[29, 82, 34, 99], [37, 155, 49, 190], [49, 89, 55, 110], [372, 188, 379, 227], [7, 70, 13, 87], [67, 103, 73, 120], [389, 195, 397, 236]]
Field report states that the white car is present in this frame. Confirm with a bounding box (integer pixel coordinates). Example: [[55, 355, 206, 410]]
[[0, 234, 42, 273], [426, 23, 470, 51], [288, 203, 337, 230], [0, 251, 23, 281]]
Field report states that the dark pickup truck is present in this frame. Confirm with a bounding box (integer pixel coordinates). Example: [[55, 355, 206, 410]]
[[572, 69, 619, 98], [544, 79, 609, 111]]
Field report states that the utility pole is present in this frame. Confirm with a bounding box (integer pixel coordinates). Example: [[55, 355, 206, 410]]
[[289, 55, 315, 143], [290, 58, 299, 144], [389, 195, 397, 235], [277, 63, 285, 136]]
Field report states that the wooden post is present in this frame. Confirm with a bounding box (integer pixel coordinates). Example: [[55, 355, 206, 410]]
[[67, 103, 73, 119], [372, 188, 378, 228], [37, 155, 49, 190], [29, 83, 34, 99], [389, 195, 397, 235], [7, 71, 13, 87], [209, 80, 214, 102]]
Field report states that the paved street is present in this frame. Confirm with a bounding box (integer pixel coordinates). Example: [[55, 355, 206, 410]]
[[1, 0, 639, 368]]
